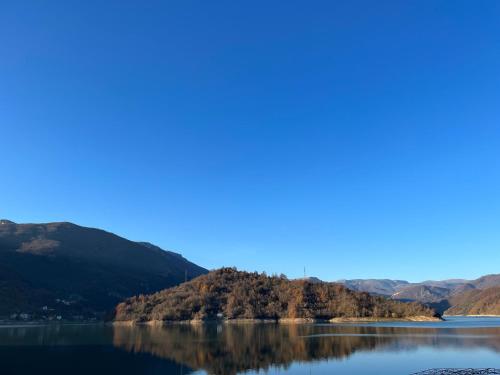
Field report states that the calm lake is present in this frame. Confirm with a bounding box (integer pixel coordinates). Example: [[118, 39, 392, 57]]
[[0, 317, 499, 374]]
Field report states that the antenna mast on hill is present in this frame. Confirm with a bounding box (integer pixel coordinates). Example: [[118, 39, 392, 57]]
[[304, 266, 306, 279]]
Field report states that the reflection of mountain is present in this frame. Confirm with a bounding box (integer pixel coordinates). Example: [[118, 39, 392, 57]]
[[112, 324, 500, 375], [0, 345, 194, 375], [0, 324, 196, 375], [113, 324, 391, 374]]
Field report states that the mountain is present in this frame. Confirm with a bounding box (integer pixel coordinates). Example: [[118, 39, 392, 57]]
[[114, 268, 439, 322], [391, 285, 451, 303], [338, 274, 500, 315], [446, 287, 500, 316], [338, 279, 409, 296], [417, 279, 469, 289], [0, 220, 207, 318], [472, 274, 500, 289]]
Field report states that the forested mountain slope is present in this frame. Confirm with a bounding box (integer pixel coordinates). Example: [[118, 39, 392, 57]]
[[0, 220, 207, 318]]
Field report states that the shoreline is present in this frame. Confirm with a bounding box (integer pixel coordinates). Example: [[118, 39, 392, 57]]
[[112, 315, 443, 326], [328, 316, 442, 323], [443, 314, 500, 318], [0, 321, 106, 328], [8, 314, 500, 327]]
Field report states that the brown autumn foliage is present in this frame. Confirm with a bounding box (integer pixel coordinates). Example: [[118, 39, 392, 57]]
[[446, 286, 500, 315], [114, 268, 437, 321]]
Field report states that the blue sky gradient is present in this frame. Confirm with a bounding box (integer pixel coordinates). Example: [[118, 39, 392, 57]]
[[1, 1, 500, 281]]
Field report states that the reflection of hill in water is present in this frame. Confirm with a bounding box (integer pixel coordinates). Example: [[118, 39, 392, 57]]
[[114, 324, 388, 374], [0, 325, 196, 375], [0, 345, 194, 375], [112, 324, 500, 375]]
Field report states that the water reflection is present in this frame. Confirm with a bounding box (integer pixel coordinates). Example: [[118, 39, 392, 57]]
[[112, 323, 500, 375], [0, 321, 498, 375], [0, 324, 193, 375]]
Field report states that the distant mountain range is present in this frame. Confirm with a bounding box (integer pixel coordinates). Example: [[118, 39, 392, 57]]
[[0, 220, 207, 318], [337, 275, 500, 315]]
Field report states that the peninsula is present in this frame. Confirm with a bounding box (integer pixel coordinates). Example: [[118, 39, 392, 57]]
[[114, 268, 440, 323]]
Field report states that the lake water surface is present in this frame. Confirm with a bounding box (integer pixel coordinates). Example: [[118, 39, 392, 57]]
[[0, 317, 499, 374]]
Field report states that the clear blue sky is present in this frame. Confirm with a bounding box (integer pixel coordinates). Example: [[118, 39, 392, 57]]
[[1, 1, 499, 282]]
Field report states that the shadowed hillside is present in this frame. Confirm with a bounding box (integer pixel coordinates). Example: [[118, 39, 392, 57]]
[[0, 220, 207, 318]]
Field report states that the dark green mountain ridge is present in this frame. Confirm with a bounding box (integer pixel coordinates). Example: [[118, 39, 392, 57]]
[[0, 220, 207, 318]]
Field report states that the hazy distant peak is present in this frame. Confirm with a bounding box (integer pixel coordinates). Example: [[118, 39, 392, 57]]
[[338, 279, 411, 296], [338, 278, 409, 284], [419, 279, 469, 287], [0, 219, 16, 225]]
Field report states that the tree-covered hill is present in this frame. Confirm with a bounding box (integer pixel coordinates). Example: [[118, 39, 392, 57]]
[[114, 268, 438, 322]]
